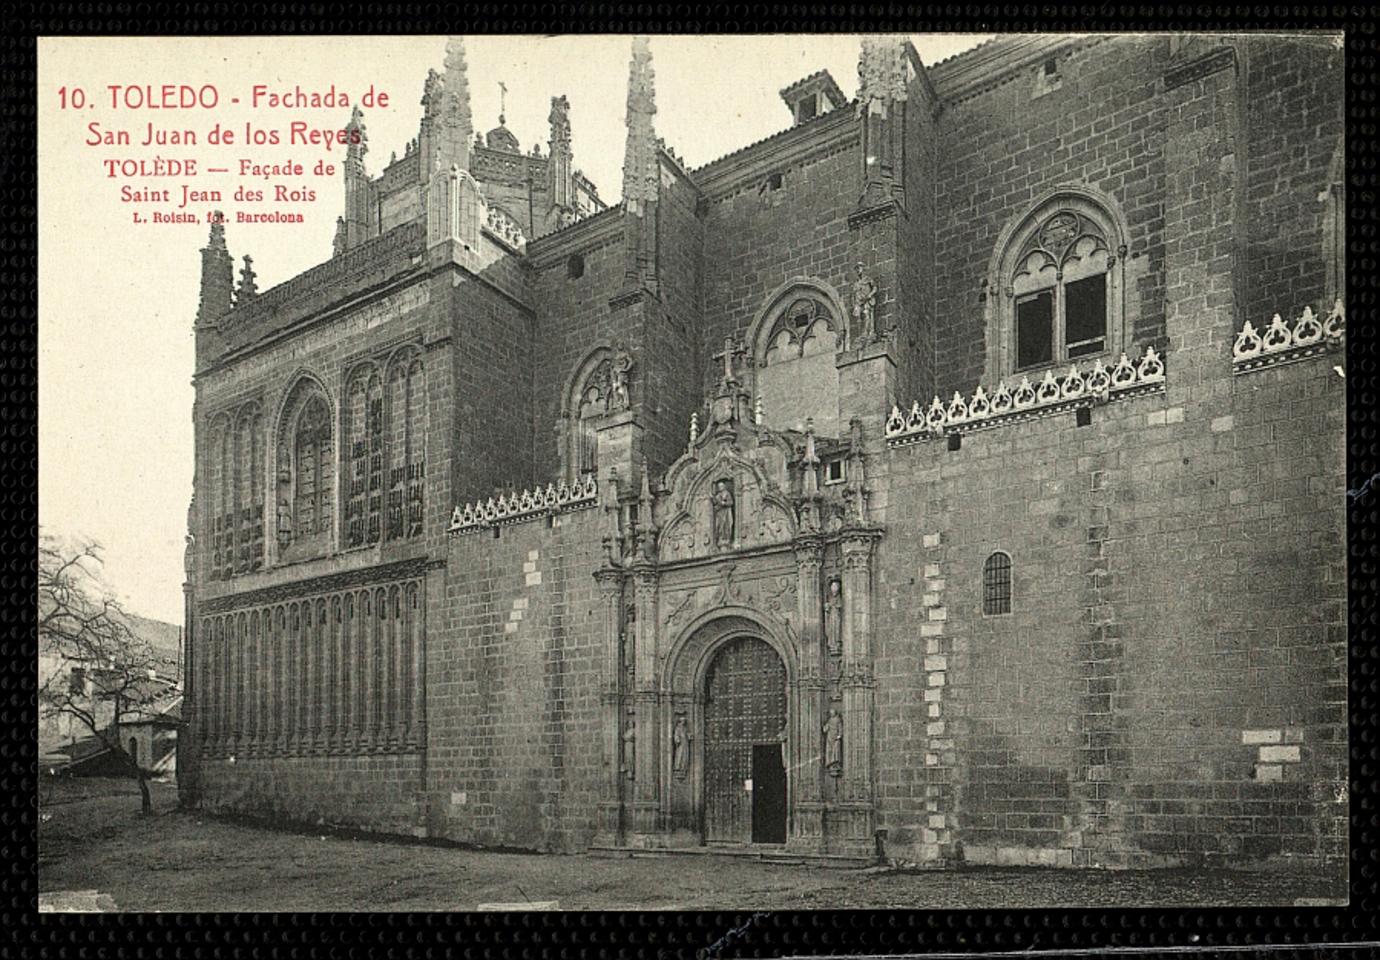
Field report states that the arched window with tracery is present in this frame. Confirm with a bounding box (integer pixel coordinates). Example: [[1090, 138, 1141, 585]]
[[385, 351, 426, 541], [275, 377, 334, 560], [206, 414, 233, 580], [987, 191, 1129, 382], [345, 367, 385, 548], [234, 403, 265, 573], [750, 285, 843, 436], [562, 348, 619, 483]]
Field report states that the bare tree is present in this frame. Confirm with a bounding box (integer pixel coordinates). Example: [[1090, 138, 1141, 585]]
[[38, 534, 166, 814]]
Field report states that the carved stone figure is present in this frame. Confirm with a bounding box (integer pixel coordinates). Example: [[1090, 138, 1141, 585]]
[[623, 718, 636, 779], [851, 262, 878, 347], [712, 479, 735, 550], [672, 714, 691, 780], [823, 708, 844, 776], [609, 350, 633, 411], [823, 578, 843, 656], [183, 533, 196, 579]]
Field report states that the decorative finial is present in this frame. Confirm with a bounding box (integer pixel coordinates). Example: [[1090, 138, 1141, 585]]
[[236, 254, 258, 302]]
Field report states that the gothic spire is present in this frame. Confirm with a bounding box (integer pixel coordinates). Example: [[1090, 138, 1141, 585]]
[[621, 36, 658, 210], [434, 36, 473, 174], [344, 105, 368, 167], [857, 35, 909, 113], [196, 215, 233, 325]]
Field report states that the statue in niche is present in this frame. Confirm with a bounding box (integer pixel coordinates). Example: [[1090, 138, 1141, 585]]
[[711, 479, 736, 551], [823, 578, 843, 657], [672, 714, 692, 780], [823, 708, 844, 776], [851, 262, 878, 347], [608, 349, 633, 411], [623, 716, 636, 780], [183, 534, 196, 580]]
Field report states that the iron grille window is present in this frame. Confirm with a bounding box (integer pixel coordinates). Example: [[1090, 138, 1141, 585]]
[[983, 551, 1012, 616]]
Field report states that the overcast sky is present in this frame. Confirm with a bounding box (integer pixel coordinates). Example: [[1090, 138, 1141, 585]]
[[38, 34, 991, 624]]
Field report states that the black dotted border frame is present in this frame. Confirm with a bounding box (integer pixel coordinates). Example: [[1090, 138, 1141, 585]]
[[6, 6, 1377, 958]]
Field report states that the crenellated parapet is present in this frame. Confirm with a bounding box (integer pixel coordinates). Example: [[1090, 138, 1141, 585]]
[[885, 345, 1166, 446], [449, 475, 599, 535], [1232, 299, 1345, 374]]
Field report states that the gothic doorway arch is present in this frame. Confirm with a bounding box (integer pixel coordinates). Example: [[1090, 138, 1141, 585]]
[[702, 635, 788, 844]]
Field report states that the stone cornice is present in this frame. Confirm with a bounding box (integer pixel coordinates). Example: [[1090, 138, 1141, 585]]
[[690, 107, 858, 199], [1164, 45, 1236, 91], [525, 203, 625, 267], [196, 556, 441, 615]]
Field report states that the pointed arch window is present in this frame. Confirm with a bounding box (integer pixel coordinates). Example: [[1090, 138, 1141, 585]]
[[293, 397, 333, 540], [386, 353, 426, 541], [347, 354, 425, 548], [274, 378, 334, 560], [345, 368, 384, 547], [234, 404, 265, 573], [989, 192, 1129, 381], [750, 286, 843, 436], [562, 348, 618, 484]]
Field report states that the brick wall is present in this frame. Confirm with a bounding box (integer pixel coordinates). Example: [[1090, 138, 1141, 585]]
[[640, 161, 705, 475], [427, 508, 607, 852], [871, 38, 1346, 869], [529, 213, 628, 481], [1242, 36, 1346, 324], [448, 265, 537, 502], [699, 125, 861, 410], [199, 753, 425, 835], [893, 75, 940, 406]]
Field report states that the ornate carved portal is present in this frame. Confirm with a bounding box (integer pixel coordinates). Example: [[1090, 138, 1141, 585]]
[[596, 377, 881, 856]]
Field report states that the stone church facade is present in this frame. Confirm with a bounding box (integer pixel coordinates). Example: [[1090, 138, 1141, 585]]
[[180, 34, 1347, 870]]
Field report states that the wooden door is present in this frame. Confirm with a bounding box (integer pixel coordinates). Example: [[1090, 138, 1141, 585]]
[[703, 636, 787, 844]]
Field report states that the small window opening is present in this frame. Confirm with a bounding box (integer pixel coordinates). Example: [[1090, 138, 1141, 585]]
[[1076, 406, 1092, 428], [763, 171, 784, 192], [947, 433, 962, 452], [823, 457, 846, 485], [567, 254, 585, 279], [983, 552, 1012, 616], [1043, 57, 1059, 76]]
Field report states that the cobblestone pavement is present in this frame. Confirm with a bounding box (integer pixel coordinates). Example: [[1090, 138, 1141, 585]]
[[38, 781, 1345, 912]]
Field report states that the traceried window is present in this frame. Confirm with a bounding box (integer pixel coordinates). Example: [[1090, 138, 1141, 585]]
[[205, 403, 264, 580], [562, 347, 625, 483], [275, 377, 334, 559], [1012, 212, 1110, 370], [346, 355, 425, 548], [386, 352, 426, 541], [990, 192, 1128, 382], [753, 289, 842, 436], [293, 397, 333, 540], [233, 403, 265, 573], [346, 368, 384, 548], [983, 551, 1012, 616]]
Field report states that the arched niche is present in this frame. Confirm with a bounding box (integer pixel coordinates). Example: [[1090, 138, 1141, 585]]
[[745, 278, 848, 437]]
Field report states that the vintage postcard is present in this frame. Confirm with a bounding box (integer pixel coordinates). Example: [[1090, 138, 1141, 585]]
[[36, 32, 1348, 914]]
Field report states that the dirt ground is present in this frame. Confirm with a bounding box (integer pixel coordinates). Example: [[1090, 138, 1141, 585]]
[[37, 778, 1345, 912]]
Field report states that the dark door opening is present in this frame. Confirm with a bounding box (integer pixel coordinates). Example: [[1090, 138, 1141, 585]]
[[751, 743, 787, 844]]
